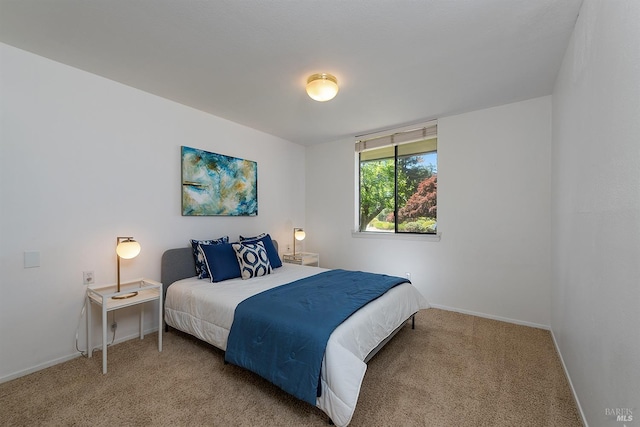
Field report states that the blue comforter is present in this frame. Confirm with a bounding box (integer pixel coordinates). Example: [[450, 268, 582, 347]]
[[224, 269, 410, 405]]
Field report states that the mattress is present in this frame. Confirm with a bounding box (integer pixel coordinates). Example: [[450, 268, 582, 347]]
[[164, 263, 428, 426]]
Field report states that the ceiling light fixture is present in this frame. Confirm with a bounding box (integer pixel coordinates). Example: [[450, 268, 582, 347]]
[[306, 73, 339, 102]]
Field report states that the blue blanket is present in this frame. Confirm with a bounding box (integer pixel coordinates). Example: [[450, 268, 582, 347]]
[[224, 269, 409, 405]]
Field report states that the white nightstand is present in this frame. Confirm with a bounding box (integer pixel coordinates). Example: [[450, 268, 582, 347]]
[[282, 252, 320, 267], [86, 278, 163, 374]]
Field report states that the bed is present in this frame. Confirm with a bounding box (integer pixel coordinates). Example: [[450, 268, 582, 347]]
[[162, 240, 428, 426]]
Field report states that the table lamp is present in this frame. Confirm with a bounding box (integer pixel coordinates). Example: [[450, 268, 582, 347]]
[[114, 236, 141, 299], [293, 228, 306, 257]]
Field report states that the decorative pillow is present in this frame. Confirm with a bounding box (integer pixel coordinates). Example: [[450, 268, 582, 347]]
[[232, 241, 272, 280], [198, 242, 241, 283], [238, 233, 282, 268], [191, 237, 229, 279]]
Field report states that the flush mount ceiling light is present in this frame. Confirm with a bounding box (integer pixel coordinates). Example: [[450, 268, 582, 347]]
[[306, 73, 339, 102]]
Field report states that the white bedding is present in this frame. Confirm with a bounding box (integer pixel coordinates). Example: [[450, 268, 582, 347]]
[[164, 264, 428, 426]]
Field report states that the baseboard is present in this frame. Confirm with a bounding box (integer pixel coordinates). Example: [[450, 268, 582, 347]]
[[0, 352, 83, 384], [0, 326, 159, 384], [550, 329, 589, 427], [428, 303, 550, 330]]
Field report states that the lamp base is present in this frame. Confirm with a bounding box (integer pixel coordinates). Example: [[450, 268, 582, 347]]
[[112, 291, 138, 300]]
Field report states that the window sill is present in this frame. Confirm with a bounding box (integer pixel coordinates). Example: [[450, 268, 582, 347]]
[[351, 231, 441, 242]]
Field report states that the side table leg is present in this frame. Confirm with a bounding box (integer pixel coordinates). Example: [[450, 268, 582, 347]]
[[140, 304, 144, 339], [158, 289, 163, 352], [102, 305, 108, 374], [87, 295, 92, 358]]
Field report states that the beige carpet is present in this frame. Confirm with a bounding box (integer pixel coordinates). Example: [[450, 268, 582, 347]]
[[0, 309, 582, 426]]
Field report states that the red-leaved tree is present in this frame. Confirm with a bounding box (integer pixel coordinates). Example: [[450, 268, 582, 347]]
[[398, 174, 437, 220]]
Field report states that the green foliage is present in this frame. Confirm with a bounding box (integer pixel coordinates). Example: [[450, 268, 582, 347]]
[[360, 152, 437, 233], [376, 208, 392, 221], [367, 218, 436, 233], [359, 159, 394, 231], [398, 218, 437, 233], [369, 219, 395, 230], [396, 156, 433, 208]]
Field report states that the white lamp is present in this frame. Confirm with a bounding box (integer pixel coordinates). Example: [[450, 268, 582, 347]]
[[293, 228, 306, 257], [114, 237, 141, 299], [306, 73, 339, 102]]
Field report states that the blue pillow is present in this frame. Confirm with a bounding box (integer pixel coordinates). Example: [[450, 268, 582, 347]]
[[239, 233, 282, 268], [232, 241, 272, 280], [191, 237, 229, 279], [199, 242, 241, 283]]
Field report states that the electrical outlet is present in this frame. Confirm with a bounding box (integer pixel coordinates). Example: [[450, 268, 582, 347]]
[[83, 271, 94, 285], [111, 322, 117, 331]]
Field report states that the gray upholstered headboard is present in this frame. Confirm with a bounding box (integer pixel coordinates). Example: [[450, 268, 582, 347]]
[[161, 247, 195, 299], [160, 240, 279, 301]]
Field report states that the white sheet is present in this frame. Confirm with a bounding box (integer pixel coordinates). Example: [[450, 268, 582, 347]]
[[164, 264, 428, 426]]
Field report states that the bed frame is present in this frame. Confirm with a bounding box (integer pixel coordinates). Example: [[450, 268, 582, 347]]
[[160, 247, 196, 301], [160, 243, 415, 362]]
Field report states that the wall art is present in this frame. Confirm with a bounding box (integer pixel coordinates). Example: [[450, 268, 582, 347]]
[[181, 146, 257, 216]]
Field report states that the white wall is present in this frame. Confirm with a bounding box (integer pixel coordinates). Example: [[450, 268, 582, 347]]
[[551, 0, 640, 424], [306, 96, 552, 328], [0, 43, 306, 381]]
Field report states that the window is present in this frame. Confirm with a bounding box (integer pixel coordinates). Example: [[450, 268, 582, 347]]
[[356, 121, 437, 234]]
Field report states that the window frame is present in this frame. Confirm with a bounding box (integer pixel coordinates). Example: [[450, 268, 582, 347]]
[[354, 121, 440, 240]]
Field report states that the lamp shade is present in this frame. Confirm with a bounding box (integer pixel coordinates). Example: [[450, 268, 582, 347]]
[[306, 73, 338, 102], [116, 239, 141, 259], [294, 229, 306, 241]]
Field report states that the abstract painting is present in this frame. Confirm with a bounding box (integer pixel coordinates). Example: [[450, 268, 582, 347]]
[[182, 146, 258, 216]]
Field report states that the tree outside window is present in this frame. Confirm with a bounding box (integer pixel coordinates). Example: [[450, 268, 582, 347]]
[[359, 136, 437, 234]]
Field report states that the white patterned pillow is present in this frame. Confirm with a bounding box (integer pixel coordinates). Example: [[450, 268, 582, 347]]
[[239, 232, 282, 268], [231, 241, 272, 280]]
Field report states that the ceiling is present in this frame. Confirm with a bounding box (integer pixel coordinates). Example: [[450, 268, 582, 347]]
[[0, 0, 582, 146]]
